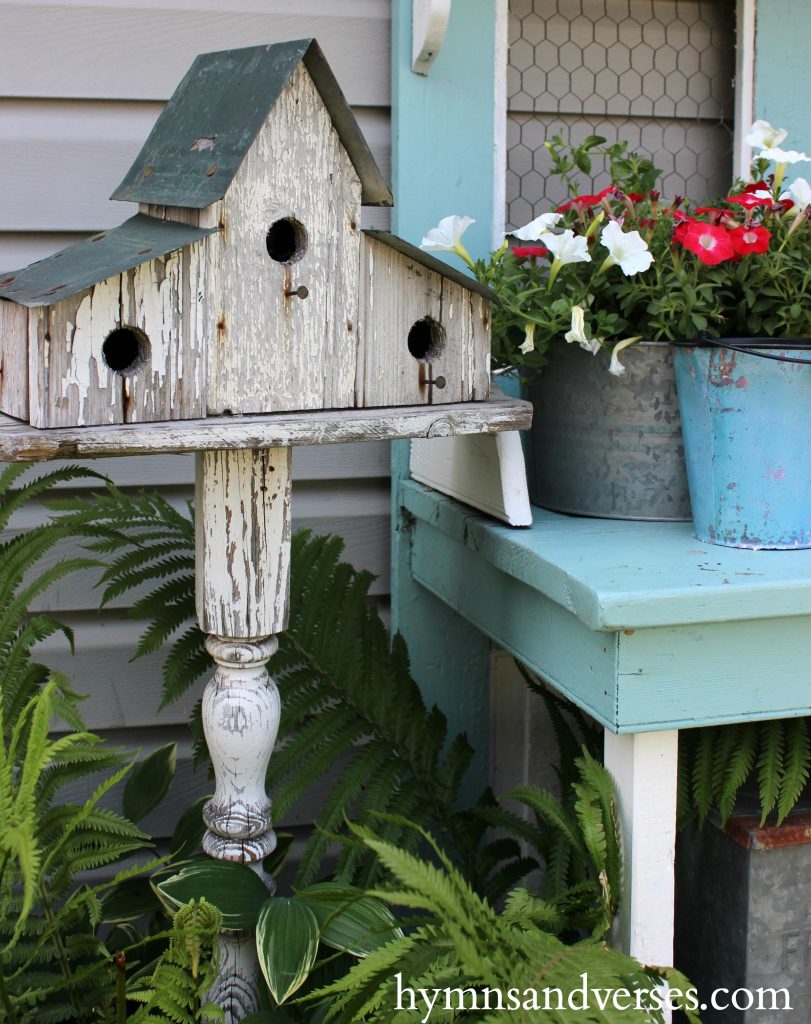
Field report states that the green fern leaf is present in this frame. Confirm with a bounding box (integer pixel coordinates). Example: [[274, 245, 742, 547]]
[[757, 718, 785, 825], [778, 718, 811, 824]]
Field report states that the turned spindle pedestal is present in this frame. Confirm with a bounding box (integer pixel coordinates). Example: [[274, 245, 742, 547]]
[[195, 447, 291, 1019]]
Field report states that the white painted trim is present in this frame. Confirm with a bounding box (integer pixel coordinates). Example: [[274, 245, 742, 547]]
[[492, 0, 509, 245], [412, 0, 452, 75], [604, 729, 679, 971], [734, 0, 757, 179], [410, 429, 532, 527]]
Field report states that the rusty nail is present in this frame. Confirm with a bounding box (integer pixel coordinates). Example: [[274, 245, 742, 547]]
[[206, 162, 218, 177], [285, 285, 309, 299]]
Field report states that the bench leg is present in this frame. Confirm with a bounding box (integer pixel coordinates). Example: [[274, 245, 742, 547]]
[[604, 729, 679, 969]]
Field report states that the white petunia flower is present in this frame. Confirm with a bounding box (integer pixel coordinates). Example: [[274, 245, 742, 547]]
[[544, 229, 591, 266], [745, 120, 788, 150], [420, 215, 475, 253], [608, 337, 642, 377], [782, 177, 811, 211], [511, 212, 563, 240], [758, 147, 811, 165], [519, 322, 536, 355], [564, 305, 601, 355], [600, 221, 654, 276]]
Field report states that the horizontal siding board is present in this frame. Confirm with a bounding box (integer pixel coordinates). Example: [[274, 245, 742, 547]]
[[0, 233, 90, 274], [54, 737, 352, 838], [38, 616, 198, 730], [0, 101, 390, 232], [0, 2, 391, 104], [39, 600, 391, 733], [21, 442, 391, 486], [21, 485, 393, 606]]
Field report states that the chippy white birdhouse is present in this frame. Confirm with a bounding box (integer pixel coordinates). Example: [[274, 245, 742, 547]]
[[0, 39, 491, 429]]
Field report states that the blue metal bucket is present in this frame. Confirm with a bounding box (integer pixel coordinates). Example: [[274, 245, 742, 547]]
[[672, 339, 811, 549]]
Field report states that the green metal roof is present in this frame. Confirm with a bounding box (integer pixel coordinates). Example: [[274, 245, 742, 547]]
[[364, 231, 496, 302], [111, 39, 393, 210], [0, 215, 217, 308]]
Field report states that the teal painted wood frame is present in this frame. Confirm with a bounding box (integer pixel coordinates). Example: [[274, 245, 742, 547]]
[[390, 0, 502, 789], [402, 480, 811, 734], [755, 0, 811, 153]]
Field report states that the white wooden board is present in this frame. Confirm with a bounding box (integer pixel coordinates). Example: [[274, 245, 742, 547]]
[[410, 429, 532, 526]]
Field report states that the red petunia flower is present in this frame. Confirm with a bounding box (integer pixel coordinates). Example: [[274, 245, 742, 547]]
[[670, 211, 695, 244], [627, 193, 647, 203], [726, 190, 773, 210], [512, 245, 549, 259], [695, 207, 739, 227], [744, 180, 770, 193], [678, 222, 736, 265], [672, 221, 691, 243], [728, 225, 771, 256], [557, 186, 617, 213]]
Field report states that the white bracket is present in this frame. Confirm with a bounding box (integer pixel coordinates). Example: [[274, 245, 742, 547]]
[[412, 0, 452, 75]]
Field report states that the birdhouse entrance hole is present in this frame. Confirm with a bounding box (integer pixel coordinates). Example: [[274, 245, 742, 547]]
[[102, 326, 150, 375], [408, 316, 445, 361], [266, 218, 307, 264]]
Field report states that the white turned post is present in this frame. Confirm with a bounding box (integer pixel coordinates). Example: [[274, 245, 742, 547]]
[[201, 636, 281, 863], [195, 447, 292, 1023], [603, 729, 679, 969], [208, 933, 262, 1021]]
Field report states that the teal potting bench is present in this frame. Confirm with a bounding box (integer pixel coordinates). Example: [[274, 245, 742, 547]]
[[400, 481, 811, 966], [390, 0, 811, 974]]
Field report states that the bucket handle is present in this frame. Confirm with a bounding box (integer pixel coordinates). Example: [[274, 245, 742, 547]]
[[702, 339, 811, 366]]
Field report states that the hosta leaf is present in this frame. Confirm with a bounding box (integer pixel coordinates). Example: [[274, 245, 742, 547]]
[[123, 742, 176, 823], [296, 882, 403, 956], [154, 859, 270, 930], [101, 876, 162, 923], [169, 794, 209, 858], [256, 897, 319, 1004], [264, 832, 296, 878]]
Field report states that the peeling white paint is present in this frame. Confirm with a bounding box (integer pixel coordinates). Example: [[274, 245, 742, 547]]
[[59, 278, 119, 426]]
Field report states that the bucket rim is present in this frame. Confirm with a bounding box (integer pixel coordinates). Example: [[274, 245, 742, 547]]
[[672, 337, 811, 350]]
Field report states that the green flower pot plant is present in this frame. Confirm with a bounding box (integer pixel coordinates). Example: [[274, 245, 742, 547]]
[[421, 125, 811, 524]]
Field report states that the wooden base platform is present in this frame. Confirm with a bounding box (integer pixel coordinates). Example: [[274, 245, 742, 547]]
[[0, 395, 531, 462]]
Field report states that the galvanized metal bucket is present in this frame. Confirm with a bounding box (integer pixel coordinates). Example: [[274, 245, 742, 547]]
[[673, 338, 811, 549], [528, 340, 692, 521]]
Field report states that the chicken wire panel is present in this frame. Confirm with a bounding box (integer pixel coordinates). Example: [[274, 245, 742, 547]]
[[507, 0, 735, 227]]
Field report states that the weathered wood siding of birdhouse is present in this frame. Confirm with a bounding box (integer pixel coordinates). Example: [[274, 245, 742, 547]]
[[206, 64, 361, 416], [0, 299, 28, 421], [28, 239, 212, 429], [356, 233, 490, 408]]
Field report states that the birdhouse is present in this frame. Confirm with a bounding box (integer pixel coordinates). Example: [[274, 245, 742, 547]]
[[0, 39, 491, 429]]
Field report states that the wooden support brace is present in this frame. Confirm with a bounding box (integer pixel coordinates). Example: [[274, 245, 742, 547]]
[[194, 447, 292, 1021]]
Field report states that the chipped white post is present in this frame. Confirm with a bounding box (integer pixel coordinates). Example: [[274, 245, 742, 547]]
[[604, 729, 679, 1022], [195, 446, 292, 1021]]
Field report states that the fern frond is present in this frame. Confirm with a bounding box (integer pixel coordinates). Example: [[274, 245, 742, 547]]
[[778, 718, 811, 824], [757, 718, 785, 825], [718, 724, 758, 824]]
